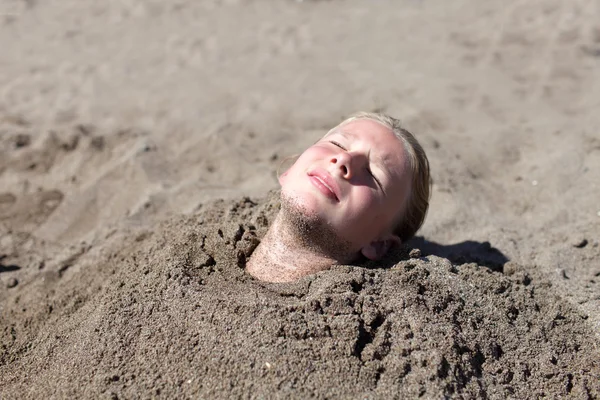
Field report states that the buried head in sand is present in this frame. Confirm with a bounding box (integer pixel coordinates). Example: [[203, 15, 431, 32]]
[[246, 112, 431, 283]]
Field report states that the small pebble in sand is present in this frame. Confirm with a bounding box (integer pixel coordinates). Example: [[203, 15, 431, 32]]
[[14, 133, 31, 148], [409, 248, 421, 259], [503, 261, 518, 276], [6, 277, 18, 288], [531, 180, 538, 186], [572, 238, 588, 248], [90, 136, 105, 151], [60, 133, 80, 151], [139, 141, 156, 153]]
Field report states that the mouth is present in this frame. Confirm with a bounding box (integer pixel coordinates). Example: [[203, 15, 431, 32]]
[[308, 169, 340, 202]]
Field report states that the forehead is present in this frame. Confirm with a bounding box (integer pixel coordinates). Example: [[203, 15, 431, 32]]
[[335, 118, 393, 138]]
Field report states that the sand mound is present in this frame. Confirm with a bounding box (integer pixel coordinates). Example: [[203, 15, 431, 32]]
[[2, 0, 600, 397], [2, 194, 598, 398]]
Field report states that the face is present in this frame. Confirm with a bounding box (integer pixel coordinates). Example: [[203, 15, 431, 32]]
[[279, 118, 412, 254]]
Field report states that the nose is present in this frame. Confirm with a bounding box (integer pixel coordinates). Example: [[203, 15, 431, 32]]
[[330, 151, 366, 179]]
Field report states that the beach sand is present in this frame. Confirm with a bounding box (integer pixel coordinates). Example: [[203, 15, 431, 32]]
[[1, 0, 599, 397]]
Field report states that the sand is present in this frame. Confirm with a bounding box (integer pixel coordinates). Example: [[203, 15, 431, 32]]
[[1, 0, 600, 398]]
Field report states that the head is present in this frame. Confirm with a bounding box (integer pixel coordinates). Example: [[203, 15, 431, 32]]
[[279, 111, 431, 261]]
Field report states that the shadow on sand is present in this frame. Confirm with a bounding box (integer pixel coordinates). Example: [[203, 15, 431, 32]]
[[406, 236, 509, 272], [0, 255, 21, 274]]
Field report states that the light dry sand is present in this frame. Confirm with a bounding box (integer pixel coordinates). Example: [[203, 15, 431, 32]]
[[1, 0, 599, 398]]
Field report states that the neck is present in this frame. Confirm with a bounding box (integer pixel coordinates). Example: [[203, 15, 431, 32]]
[[246, 212, 354, 283]]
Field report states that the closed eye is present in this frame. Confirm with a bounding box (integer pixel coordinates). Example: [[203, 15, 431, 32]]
[[368, 168, 384, 192], [329, 140, 346, 150]]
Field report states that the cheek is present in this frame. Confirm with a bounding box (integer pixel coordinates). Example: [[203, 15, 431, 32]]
[[353, 187, 381, 210], [339, 189, 381, 229], [278, 170, 290, 185], [280, 147, 332, 184], [284, 151, 317, 173], [279, 158, 307, 185], [350, 189, 391, 226]]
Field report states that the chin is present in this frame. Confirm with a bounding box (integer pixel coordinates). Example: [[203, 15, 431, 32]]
[[280, 187, 324, 217]]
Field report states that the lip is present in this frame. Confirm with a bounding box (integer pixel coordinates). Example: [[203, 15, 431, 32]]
[[308, 168, 340, 202]]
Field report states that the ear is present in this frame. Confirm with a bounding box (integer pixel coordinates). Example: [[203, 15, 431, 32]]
[[360, 234, 402, 261]]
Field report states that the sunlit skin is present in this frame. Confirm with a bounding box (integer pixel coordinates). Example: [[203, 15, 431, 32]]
[[246, 119, 413, 283]]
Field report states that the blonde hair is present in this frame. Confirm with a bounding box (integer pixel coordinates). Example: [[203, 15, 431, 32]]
[[329, 111, 431, 242]]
